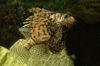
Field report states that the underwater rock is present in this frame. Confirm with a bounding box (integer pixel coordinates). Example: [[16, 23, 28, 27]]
[[0, 46, 26, 66], [9, 39, 74, 66]]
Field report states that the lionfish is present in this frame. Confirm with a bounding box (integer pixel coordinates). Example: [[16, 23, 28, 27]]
[[22, 7, 75, 52], [10, 7, 75, 65]]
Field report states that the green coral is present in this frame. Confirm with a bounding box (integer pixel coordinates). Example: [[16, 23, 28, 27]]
[[0, 40, 74, 66], [0, 46, 26, 66], [9, 39, 74, 66]]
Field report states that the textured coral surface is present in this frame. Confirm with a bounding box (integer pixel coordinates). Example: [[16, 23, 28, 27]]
[[0, 39, 74, 66]]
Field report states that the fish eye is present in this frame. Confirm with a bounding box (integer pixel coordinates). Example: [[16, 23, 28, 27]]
[[64, 15, 68, 18]]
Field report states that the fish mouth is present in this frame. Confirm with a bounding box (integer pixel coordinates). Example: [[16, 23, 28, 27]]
[[64, 16, 76, 28]]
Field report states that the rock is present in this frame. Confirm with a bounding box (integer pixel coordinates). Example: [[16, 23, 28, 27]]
[[0, 46, 26, 66], [9, 39, 74, 66]]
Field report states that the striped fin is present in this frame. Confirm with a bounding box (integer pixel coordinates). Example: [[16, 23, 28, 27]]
[[31, 23, 51, 44], [23, 21, 37, 28], [23, 37, 35, 50]]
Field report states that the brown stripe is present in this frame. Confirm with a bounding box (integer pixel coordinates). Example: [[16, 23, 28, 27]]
[[27, 43, 33, 47], [23, 45, 30, 50], [42, 29, 47, 35], [38, 32, 41, 37], [38, 25, 40, 30], [31, 35, 36, 43]]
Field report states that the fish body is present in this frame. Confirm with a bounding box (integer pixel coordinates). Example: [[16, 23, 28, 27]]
[[22, 7, 75, 52]]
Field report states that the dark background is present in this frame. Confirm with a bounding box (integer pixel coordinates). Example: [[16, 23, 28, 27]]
[[0, 0, 100, 66]]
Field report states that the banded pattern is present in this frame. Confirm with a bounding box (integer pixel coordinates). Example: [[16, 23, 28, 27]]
[[22, 7, 75, 53], [23, 22, 51, 50]]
